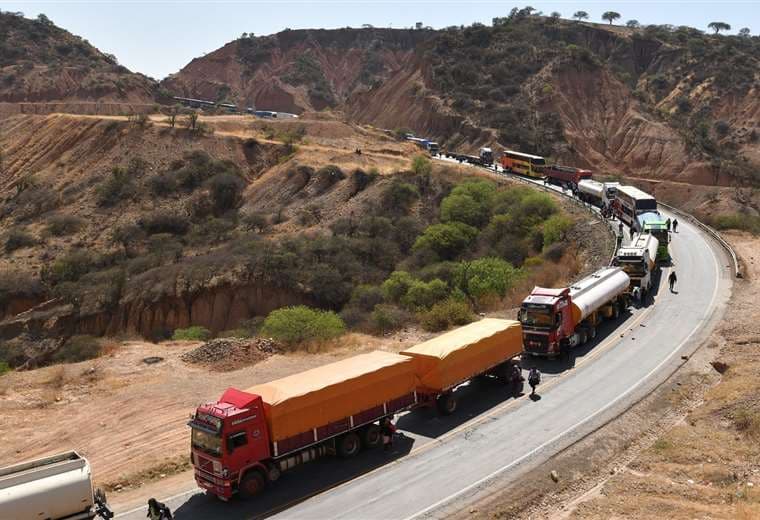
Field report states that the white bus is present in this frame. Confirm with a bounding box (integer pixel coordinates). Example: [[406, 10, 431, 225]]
[[614, 185, 657, 227]]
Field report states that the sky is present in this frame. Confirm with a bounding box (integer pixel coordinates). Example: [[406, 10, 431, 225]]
[[2, 1, 759, 80]]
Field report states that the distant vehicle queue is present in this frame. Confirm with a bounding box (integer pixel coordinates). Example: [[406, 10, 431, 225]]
[[172, 96, 300, 119]]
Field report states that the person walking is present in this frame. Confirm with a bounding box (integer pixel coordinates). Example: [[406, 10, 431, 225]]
[[510, 363, 524, 396], [666, 217, 671, 231], [381, 416, 397, 452], [528, 367, 541, 397], [668, 271, 678, 292], [147, 498, 172, 520], [673, 218, 679, 233], [618, 221, 624, 235]]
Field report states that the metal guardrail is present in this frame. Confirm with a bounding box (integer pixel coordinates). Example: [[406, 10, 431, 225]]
[[658, 202, 742, 278]]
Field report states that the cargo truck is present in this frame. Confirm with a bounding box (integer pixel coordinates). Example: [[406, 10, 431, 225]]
[[189, 319, 523, 500], [544, 165, 592, 190], [613, 233, 660, 300], [636, 212, 670, 262], [0, 451, 113, 520], [518, 267, 630, 356], [577, 179, 620, 208]]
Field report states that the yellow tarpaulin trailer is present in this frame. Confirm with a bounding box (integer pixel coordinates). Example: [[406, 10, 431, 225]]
[[400, 318, 523, 392], [247, 351, 419, 443]]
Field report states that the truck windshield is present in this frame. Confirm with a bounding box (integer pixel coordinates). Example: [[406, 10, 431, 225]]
[[521, 307, 554, 328], [192, 428, 222, 456]]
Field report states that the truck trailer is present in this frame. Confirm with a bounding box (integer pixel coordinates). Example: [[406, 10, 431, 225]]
[[577, 179, 620, 208], [519, 267, 630, 356], [544, 165, 592, 190], [189, 319, 523, 500], [0, 451, 112, 520], [613, 233, 660, 300]]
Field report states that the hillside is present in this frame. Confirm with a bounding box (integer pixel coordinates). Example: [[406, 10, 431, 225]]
[[164, 16, 760, 204], [0, 11, 156, 102]]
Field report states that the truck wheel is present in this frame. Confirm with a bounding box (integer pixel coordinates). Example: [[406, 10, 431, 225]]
[[337, 432, 361, 458], [612, 303, 620, 319], [239, 470, 266, 499], [362, 424, 382, 449], [579, 330, 588, 345], [436, 393, 457, 415], [589, 326, 597, 340]]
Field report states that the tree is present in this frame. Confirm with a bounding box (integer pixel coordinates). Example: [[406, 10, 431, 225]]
[[739, 27, 751, 37], [626, 19, 640, 28], [36, 13, 54, 26], [708, 22, 731, 34], [550, 11, 562, 20], [186, 111, 199, 131], [411, 154, 432, 176], [573, 11, 589, 22], [602, 11, 621, 24]]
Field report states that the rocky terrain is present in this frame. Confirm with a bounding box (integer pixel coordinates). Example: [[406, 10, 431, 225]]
[[0, 11, 157, 103]]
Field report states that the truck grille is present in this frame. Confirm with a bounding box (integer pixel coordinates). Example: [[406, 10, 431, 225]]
[[524, 333, 549, 353]]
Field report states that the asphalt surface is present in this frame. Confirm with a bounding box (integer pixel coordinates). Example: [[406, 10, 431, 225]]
[[117, 167, 733, 520]]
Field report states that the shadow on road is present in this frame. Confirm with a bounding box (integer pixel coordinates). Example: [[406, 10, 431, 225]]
[[172, 435, 416, 519]]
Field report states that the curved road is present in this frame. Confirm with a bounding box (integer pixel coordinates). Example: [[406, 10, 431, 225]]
[[118, 171, 733, 520]]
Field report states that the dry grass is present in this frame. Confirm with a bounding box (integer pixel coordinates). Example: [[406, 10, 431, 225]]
[[102, 454, 192, 492]]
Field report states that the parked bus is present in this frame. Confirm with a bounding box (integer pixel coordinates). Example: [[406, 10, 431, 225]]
[[614, 185, 657, 228], [499, 150, 546, 178]]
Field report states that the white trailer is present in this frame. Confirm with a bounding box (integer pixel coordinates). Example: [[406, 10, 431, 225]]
[[577, 179, 620, 208], [614, 232, 660, 299], [0, 452, 112, 520]]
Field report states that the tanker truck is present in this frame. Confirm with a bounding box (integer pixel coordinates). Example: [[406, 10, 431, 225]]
[[518, 267, 630, 356], [613, 232, 660, 301], [188, 319, 523, 500], [577, 179, 620, 208], [0, 451, 113, 520]]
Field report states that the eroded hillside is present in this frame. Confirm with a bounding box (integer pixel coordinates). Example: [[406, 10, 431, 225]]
[[0, 11, 156, 103]]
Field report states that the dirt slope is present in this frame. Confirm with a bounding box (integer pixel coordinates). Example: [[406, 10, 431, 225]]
[[0, 11, 156, 102]]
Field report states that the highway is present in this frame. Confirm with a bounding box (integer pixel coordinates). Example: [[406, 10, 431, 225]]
[[117, 168, 733, 520]]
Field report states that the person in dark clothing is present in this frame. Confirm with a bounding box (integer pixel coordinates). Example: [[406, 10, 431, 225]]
[[618, 221, 624, 235], [668, 271, 677, 292], [666, 217, 672, 231], [510, 363, 524, 396], [381, 417, 397, 451], [528, 368, 541, 397], [673, 219, 679, 233], [147, 498, 172, 520]]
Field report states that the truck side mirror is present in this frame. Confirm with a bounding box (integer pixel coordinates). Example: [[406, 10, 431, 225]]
[[517, 309, 525, 322], [555, 314, 562, 326]]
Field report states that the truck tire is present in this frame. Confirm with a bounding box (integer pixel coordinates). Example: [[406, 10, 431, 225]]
[[589, 326, 597, 340], [362, 424, 382, 449], [337, 432, 361, 458], [612, 303, 620, 319], [436, 393, 457, 415], [239, 469, 266, 499]]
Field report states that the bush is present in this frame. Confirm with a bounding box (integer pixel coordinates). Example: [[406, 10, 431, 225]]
[[542, 242, 567, 262], [420, 298, 475, 332], [208, 173, 245, 215], [0, 361, 10, 376], [96, 167, 135, 207], [381, 271, 415, 303], [260, 306, 345, 346], [440, 193, 489, 227], [709, 213, 760, 235], [5, 228, 36, 253], [454, 257, 520, 303], [413, 222, 479, 259], [382, 180, 420, 215], [348, 284, 385, 312], [172, 326, 212, 341], [46, 215, 84, 236], [51, 335, 102, 363], [138, 210, 189, 235], [411, 154, 432, 176], [370, 304, 410, 334], [217, 328, 253, 339], [148, 172, 177, 197], [401, 278, 449, 310], [46, 250, 95, 284], [542, 214, 573, 246], [243, 212, 270, 233]]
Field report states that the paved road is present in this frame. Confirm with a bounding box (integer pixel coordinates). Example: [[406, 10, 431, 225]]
[[117, 174, 733, 520]]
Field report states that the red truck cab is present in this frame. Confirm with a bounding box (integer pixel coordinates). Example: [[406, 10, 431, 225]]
[[518, 287, 575, 356], [189, 388, 271, 499]]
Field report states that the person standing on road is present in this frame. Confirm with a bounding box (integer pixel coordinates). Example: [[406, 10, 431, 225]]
[[147, 498, 172, 520], [668, 271, 678, 292], [510, 363, 524, 396], [673, 219, 679, 233], [381, 417, 397, 452], [528, 367, 541, 397]]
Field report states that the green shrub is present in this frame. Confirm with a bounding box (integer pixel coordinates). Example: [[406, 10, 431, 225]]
[[370, 304, 410, 334], [208, 173, 245, 214], [96, 167, 136, 207], [382, 180, 420, 215], [411, 155, 432, 176], [440, 193, 489, 227], [172, 326, 212, 341], [348, 284, 385, 312], [454, 257, 520, 302], [46, 215, 84, 236], [5, 228, 36, 253], [709, 213, 760, 235], [138, 210, 189, 235], [413, 222, 479, 259], [381, 271, 415, 303], [260, 306, 345, 346], [46, 250, 95, 284], [542, 214, 573, 246], [401, 278, 449, 310], [0, 361, 10, 376], [51, 335, 102, 363], [217, 328, 253, 339], [420, 298, 475, 332], [148, 172, 177, 197]]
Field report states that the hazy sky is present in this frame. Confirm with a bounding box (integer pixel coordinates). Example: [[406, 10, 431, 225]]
[[3, 1, 759, 80]]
